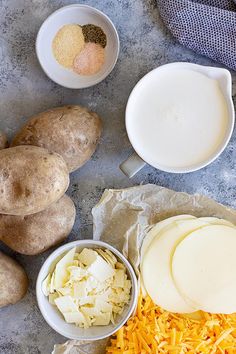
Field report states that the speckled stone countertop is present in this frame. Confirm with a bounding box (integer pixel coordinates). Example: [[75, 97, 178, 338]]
[[0, 0, 236, 353]]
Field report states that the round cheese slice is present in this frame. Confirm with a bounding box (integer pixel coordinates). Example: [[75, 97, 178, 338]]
[[141, 218, 209, 313], [140, 215, 196, 259], [172, 225, 236, 314], [199, 217, 235, 227], [140, 215, 196, 296]]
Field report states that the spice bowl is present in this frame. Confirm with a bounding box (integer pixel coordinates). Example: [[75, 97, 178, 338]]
[[36, 4, 119, 89], [36, 240, 138, 341]]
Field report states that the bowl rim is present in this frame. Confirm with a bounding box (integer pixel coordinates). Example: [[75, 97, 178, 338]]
[[125, 62, 235, 174], [36, 239, 138, 341], [35, 4, 120, 89]]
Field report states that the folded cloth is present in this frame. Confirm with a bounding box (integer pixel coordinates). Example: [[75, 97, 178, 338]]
[[157, 0, 236, 70]]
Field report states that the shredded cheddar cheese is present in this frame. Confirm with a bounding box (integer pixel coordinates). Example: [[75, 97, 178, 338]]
[[106, 294, 236, 353]]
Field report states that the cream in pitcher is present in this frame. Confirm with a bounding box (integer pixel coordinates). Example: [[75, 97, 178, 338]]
[[123, 63, 234, 176]]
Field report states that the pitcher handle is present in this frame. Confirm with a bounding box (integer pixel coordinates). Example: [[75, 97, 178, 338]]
[[120, 152, 146, 178]]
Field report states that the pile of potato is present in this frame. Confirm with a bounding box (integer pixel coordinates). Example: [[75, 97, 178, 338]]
[[0, 105, 102, 308]]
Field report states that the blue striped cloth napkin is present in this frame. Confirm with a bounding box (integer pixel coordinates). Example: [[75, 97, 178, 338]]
[[157, 0, 236, 70]]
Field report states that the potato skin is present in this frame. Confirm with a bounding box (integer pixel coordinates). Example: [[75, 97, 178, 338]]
[[0, 145, 69, 215], [0, 131, 8, 149], [0, 251, 28, 308], [0, 195, 76, 255], [11, 105, 102, 172]]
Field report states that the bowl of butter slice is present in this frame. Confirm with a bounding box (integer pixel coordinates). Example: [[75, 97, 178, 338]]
[[36, 240, 138, 340]]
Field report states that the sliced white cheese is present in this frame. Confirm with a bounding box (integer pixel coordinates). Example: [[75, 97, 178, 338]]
[[87, 255, 115, 282], [63, 310, 85, 324], [57, 287, 72, 296], [104, 277, 113, 287], [43, 246, 131, 328], [73, 281, 87, 298], [54, 295, 78, 313], [110, 290, 129, 304], [104, 249, 117, 261], [42, 273, 51, 296], [111, 313, 115, 324], [96, 299, 113, 313], [73, 260, 79, 266], [199, 216, 235, 227], [85, 276, 99, 293], [141, 218, 209, 313], [50, 272, 55, 293], [81, 306, 100, 317], [96, 249, 117, 267], [172, 224, 236, 314], [124, 279, 132, 292], [68, 266, 87, 281], [112, 305, 123, 314], [79, 296, 96, 306], [93, 312, 111, 326], [113, 269, 125, 288], [141, 215, 196, 259], [77, 248, 98, 266], [116, 262, 125, 270], [96, 288, 112, 302], [54, 248, 76, 289], [49, 293, 58, 305], [114, 287, 123, 295]]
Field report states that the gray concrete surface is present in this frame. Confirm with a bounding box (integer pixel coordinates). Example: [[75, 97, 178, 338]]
[[0, 0, 236, 353]]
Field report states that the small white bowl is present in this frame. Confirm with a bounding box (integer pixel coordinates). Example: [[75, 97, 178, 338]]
[[36, 4, 119, 89], [36, 240, 138, 341]]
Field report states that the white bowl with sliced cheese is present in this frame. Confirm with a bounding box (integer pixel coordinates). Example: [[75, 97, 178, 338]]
[[36, 240, 138, 340]]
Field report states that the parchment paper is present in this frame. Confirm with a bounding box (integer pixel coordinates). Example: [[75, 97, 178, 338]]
[[52, 184, 236, 354]]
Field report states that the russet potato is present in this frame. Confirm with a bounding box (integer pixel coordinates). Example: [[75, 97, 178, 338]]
[[0, 131, 8, 149], [0, 251, 28, 308], [11, 105, 102, 172], [0, 145, 69, 215], [0, 195, 76, 255]]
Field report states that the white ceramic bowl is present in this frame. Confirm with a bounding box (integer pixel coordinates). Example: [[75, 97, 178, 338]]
[[36, 240, 138, 341], [121, 63, 235, 177], [36, 4, 119, 89]]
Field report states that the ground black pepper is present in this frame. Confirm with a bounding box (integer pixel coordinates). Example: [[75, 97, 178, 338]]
[[82, 24, 107, 48]]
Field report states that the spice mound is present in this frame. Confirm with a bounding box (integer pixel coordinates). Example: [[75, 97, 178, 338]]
[[42, 247, 131, 328], [82, 24, 107, 48], [73, 43, 105, 76], [52, 23, 107, 76], [52, 24, 85, 68]]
